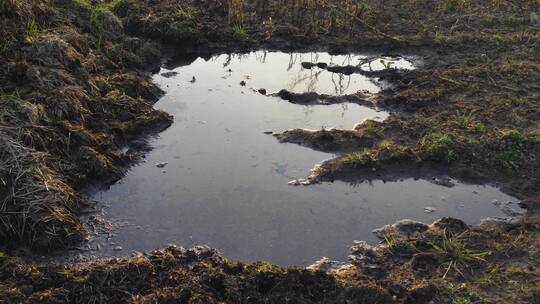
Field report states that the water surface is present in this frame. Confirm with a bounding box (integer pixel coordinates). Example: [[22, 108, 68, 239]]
[[92, 52, 518, 266]]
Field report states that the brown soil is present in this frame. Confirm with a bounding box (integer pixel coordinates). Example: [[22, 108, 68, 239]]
[[1, 0, 540, 303]]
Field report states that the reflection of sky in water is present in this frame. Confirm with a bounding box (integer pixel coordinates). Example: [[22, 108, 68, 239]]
[[92, 52, 516, 266], [185, 52, 414, 95]]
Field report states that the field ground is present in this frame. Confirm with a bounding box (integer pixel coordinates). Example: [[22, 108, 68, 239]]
[[1, 0, 540, 303]]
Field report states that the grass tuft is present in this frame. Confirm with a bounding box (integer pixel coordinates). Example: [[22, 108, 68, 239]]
[[430, 230, 491, 279], [343, 149, 377, 167], [419, 131, 456, 162], [26, 15, 39, 39], [231, 23, 248, 40]]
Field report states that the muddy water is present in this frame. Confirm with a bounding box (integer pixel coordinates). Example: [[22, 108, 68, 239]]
[[92, 52, 519, 266]]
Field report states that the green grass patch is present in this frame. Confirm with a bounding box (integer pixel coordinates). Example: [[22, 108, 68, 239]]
[[431, 231, 491, 279], [74, 0, 125, 49], [343, 149, 377, 167], [498, 128, 527, 144], [26, 16, 40, 39], [231, 24, 248, 40], [362, 120, 384, 137], [495, 129, 527, 170], [175, 4, 195, 20], [455, 111, 485, 133], [507, 96, 528, 107], [376, 140, 413, 162], [383, 233, 396, 251], [419, 131, 456, 162], [452, 298, 473, 304]]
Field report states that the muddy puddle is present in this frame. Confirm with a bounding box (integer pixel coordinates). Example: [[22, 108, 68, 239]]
[[89, 51, 521, 266]]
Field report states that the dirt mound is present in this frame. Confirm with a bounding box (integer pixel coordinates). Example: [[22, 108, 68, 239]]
[[0, 245, 394, 303], [0, 0, 172, 248]]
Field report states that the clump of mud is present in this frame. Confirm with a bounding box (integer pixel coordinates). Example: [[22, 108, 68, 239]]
[[0, 245, 394, 303]]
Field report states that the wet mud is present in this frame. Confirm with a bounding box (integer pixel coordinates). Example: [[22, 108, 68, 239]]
[[1, 0, 540, 303]]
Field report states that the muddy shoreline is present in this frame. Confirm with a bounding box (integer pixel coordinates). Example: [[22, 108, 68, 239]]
[[2, 0, 540, 303]]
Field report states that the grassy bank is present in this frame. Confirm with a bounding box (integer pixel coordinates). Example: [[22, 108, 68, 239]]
[[1, 0, 540, 303]]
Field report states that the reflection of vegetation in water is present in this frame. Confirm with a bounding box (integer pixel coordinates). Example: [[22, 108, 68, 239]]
[[255, 50, 268, 64], [309, 52, 321, 64], [288, 69, 323, 92], [337, 54, 353, 66], [220, 53, 251, 68], [340, 103, 348, 118], [331, 72, 351, 95], [203, 52, 402, 95], [222, 54, 232, 68], [287, 52, 301, 71]]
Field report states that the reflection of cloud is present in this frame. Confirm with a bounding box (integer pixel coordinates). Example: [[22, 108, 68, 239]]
[[306, 70, 321, 92], [204, 51, 396, 95]]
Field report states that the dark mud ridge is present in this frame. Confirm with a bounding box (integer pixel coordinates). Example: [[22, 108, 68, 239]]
[[274, 89, 372, 106]]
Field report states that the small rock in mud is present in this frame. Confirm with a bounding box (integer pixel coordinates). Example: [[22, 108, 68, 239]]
[[240, 80, 246, 86], [326, 65, 357, 75], [113, 246, 123, 251], [161, 71, 178, 78], [307, 257, 348, 273], [301, 62, 316, 69], [432, 177, 454, 187], [501, 205, 526, 217], [432, 217, 468, 234], [288, 179, 311, 186], [276, 89, 322, 104], [423, 207, 437, 214], [263, 131, 273, 135], [349, 241, 380, 268], [480, 216, 520, 225], [317, 62, 328, 69], [258, 88, 267, 95], [373, 219, 429, 239], [392, 219, 429, 235], [156, 162, 168, 168], [190, 76, 196, 83]]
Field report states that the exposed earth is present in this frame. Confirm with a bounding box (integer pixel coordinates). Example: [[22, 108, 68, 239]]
[[1, 0, 540, 303]]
